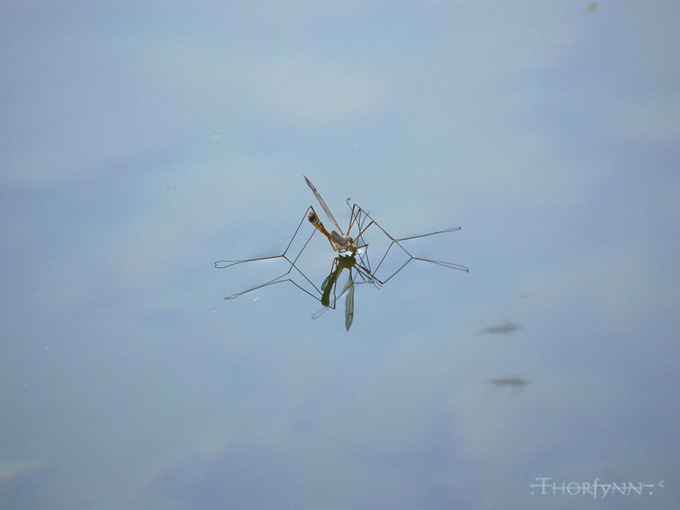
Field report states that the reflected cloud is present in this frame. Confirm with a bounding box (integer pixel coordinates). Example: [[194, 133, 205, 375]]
[[151, 445, 283, 510], [0, 460, 52, 507]]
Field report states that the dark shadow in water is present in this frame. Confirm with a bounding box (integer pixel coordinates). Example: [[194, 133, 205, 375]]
[[487, 375, 530, 393], [478, 318, 520, 335]]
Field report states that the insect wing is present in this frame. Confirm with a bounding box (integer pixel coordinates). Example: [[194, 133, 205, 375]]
[[342, 276, 355, 331], [304, 176, 343, 235]]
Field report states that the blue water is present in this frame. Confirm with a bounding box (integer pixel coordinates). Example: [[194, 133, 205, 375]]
[[1, 3, 678, 509]]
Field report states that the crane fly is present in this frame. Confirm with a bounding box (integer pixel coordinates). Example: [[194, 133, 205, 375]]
[[215, 176, 468, 330], [304, 176, 368, 254]]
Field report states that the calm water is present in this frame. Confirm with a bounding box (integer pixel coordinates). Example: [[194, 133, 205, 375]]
[[1, 3, 678, 509]]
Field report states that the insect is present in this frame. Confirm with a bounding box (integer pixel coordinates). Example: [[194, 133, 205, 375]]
[[215, 176, 468, 330], [304, 176, 367, 254]]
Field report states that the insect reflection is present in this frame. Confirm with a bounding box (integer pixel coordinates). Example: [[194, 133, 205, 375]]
[[312, 253, 376, 331], [215, 176, 468, 330]]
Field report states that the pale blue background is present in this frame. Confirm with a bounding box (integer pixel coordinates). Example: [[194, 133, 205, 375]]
[[1, 2, 678, 509]]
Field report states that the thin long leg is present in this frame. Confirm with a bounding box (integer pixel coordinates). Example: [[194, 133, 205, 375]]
[[215, 207, 315, 269], [215, 254, 283, 269], [344, 200, 361, 238], [216, 207, 323, 300], [350, 207, 469, 279], [345, 203, 373, 248], [410, 257, 469, 271], [223, 251, 326, 301], [353, 261, 383, 287], [393, 226, 462, 243]]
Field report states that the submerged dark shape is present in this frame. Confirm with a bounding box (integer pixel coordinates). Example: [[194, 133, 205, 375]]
[[479, 317, 520, 335], [487, 375, 530, 391], [215, 176, 468, 331]]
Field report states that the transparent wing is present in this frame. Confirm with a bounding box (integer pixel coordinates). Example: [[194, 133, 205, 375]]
[[304, 176, 343, 234], [343, 277, 355, 331]]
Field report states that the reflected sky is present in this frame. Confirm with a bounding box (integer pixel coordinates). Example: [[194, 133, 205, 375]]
[[1, 2, 678, 509]]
